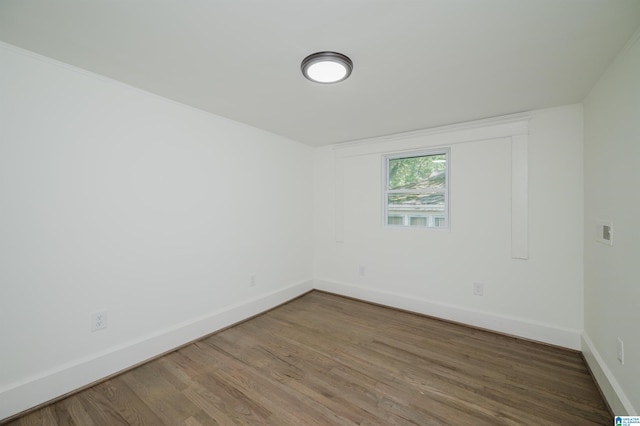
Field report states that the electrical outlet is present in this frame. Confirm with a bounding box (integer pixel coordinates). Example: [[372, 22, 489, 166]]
[[473, 283, 484, 296], [596, 221, 613, 246], [91, 310, 108, 332], [617, 337, 624, 364], [249, 274, 256, 287]]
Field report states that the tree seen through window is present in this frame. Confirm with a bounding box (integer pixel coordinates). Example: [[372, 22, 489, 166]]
[[385, 151, 449, 228]]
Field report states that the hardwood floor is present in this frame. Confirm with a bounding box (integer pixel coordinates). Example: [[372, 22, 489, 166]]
[[5, 291, 611, 425]]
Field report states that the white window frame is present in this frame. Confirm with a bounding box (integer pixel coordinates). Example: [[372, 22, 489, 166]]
[[383, 148, 450, 229]]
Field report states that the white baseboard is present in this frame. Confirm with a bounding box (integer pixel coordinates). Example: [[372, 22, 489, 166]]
[[581, 333, 637, 415], [314, 278, 582, 350], [8, 279, 621, 423], [0, 280, 313, 422]]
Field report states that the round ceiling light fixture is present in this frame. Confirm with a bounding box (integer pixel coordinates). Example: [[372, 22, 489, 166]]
[[301, 51, 353, 84]]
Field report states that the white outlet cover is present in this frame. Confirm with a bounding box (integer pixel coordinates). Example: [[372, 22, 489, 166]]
[[473, 283, 484, 296], [617, 337, 624, 364], [91, 310, 108, 332]]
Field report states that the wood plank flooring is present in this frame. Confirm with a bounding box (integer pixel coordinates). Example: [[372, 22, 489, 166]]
[[4, 291, 611, 425]]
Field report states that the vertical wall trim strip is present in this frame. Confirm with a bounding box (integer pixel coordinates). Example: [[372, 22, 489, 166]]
[[334, 155, 344, 243], [511, 134, 529, 259]]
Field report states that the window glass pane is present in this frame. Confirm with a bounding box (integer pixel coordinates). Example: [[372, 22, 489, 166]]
[[388, 193, 445, 228], [387, 193, 445, 210], [384, 149, 449, 229], [388, 154, 446, 190], [388, 215, 404, 225], [409, 216, 428, 227]]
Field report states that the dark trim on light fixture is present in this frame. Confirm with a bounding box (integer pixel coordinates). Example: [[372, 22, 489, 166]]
[[301, 51, 353, 84]]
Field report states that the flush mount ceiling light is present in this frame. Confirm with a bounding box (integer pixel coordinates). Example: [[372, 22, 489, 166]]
[[301, 51, 353, 84]]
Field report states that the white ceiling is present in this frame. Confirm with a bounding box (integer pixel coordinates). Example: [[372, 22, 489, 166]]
[[1, 1, 640, 147]]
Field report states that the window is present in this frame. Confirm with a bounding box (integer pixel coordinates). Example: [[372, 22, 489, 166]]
[[384, 149, 449, 229]]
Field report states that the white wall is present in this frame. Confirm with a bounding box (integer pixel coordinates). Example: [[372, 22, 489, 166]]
[[314, 105, 585, 349], [583, 31, 640, 415], [0, 43, 313, 420]]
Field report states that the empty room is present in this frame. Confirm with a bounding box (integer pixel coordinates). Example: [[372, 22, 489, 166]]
[[1, 1, 639, 424]]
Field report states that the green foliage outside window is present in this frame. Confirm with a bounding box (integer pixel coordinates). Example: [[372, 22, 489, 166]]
[[386, 151, 448, 228], [388, 154, 446, 190]]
